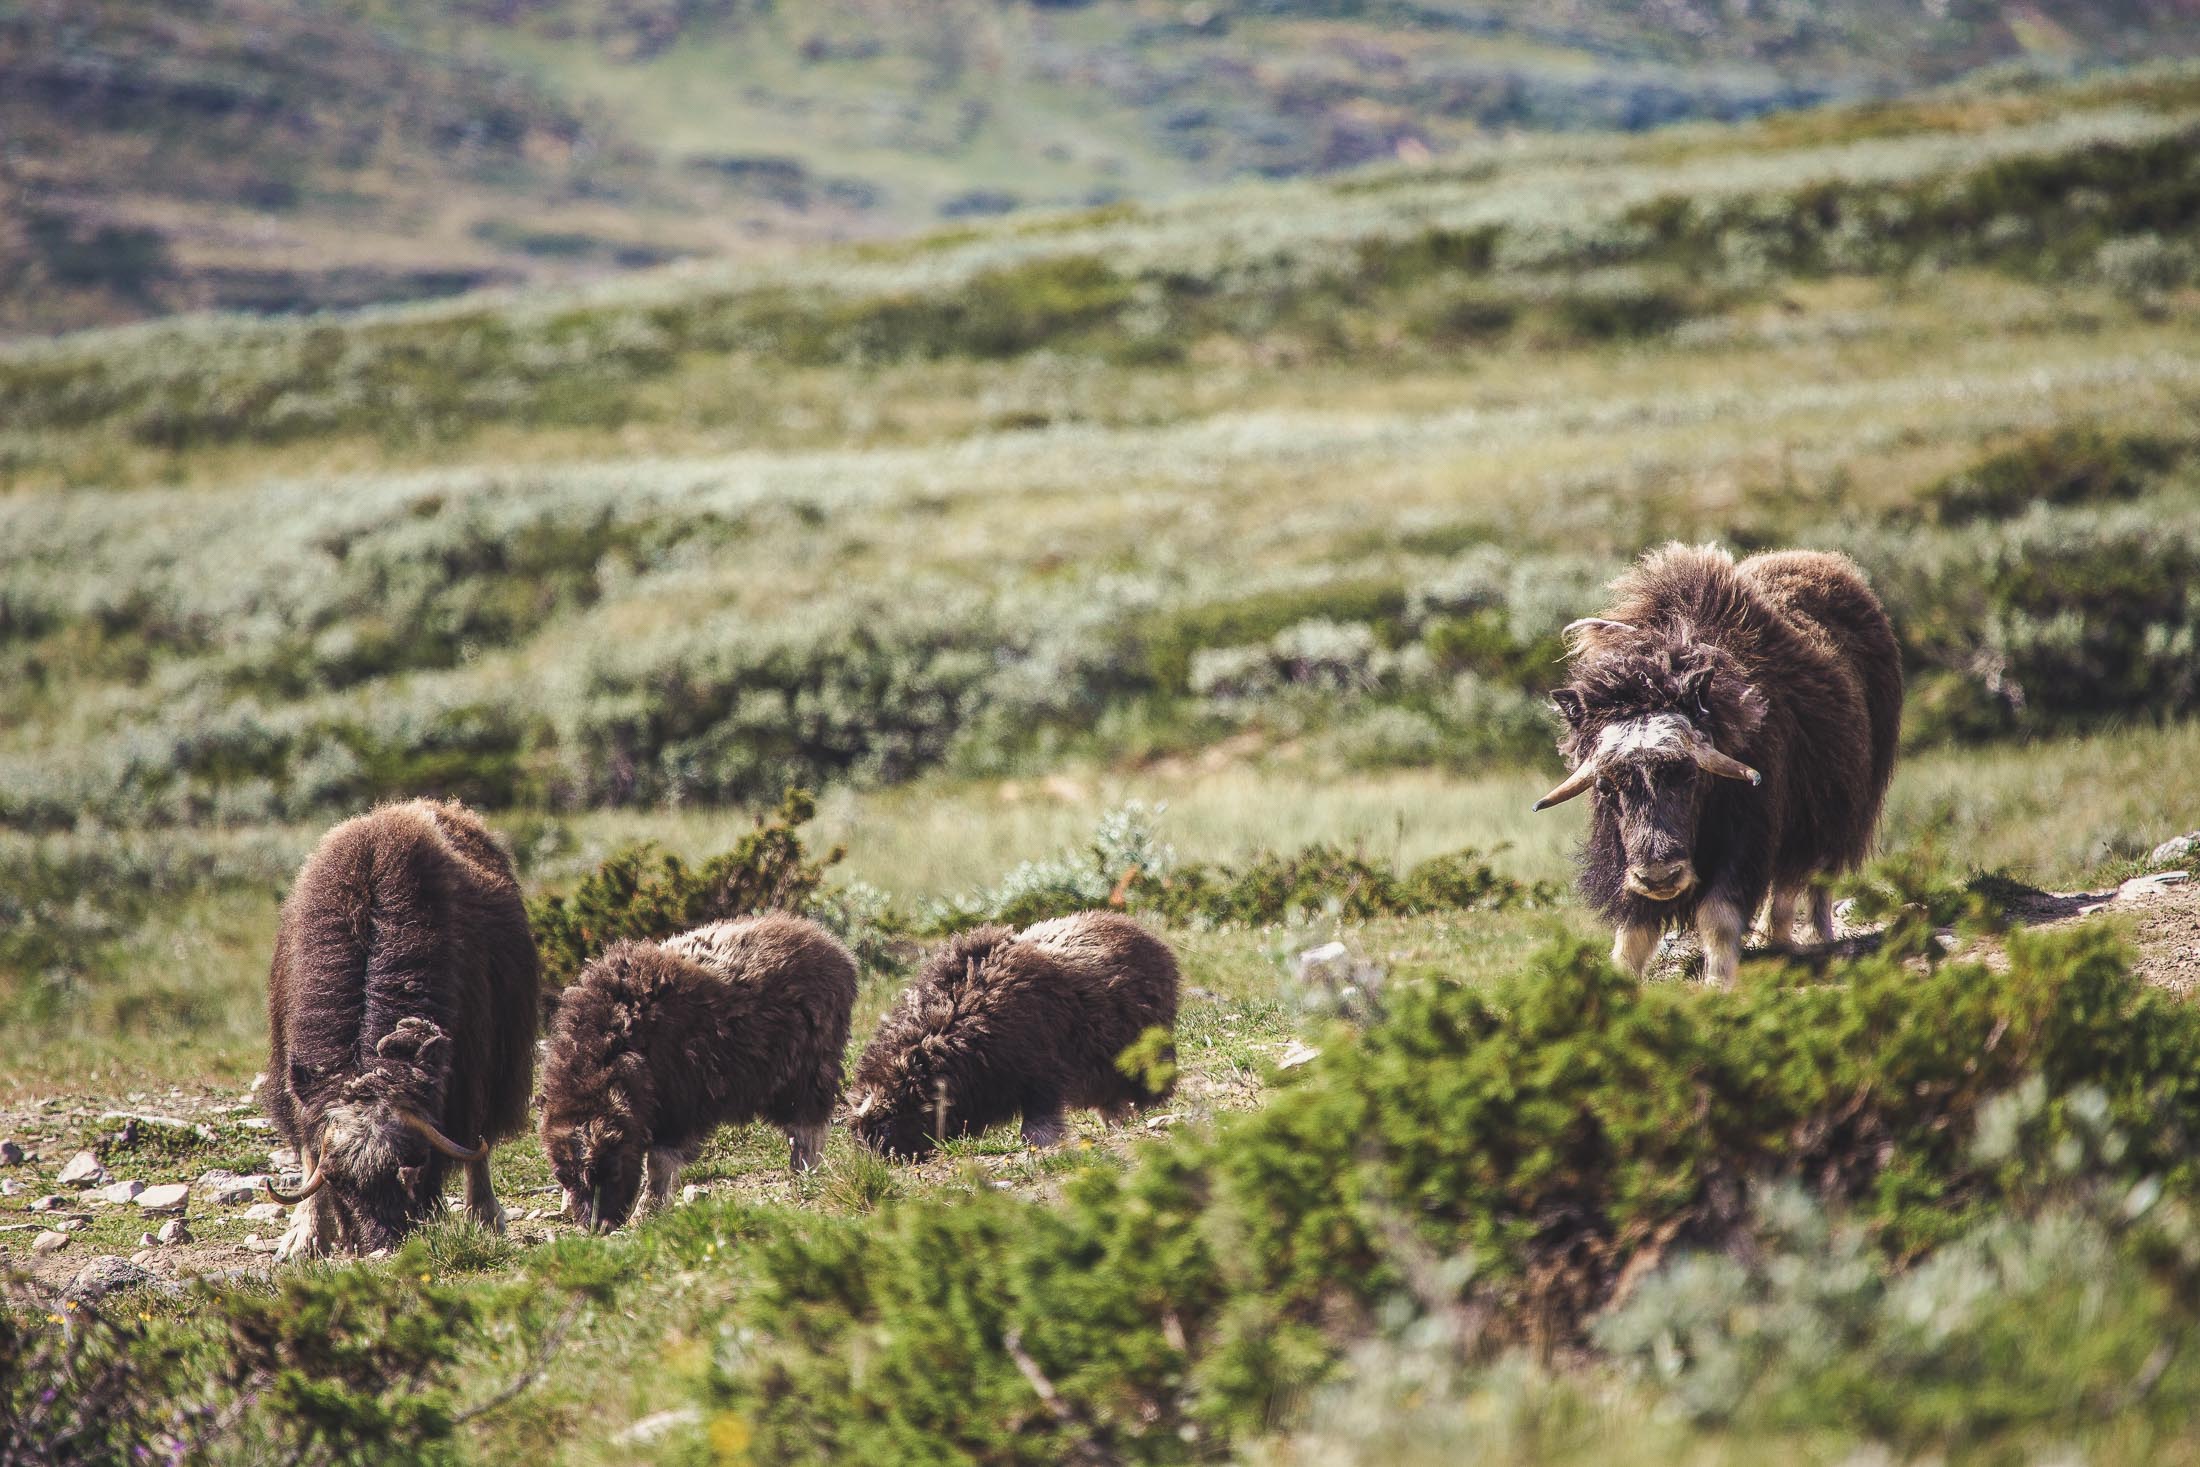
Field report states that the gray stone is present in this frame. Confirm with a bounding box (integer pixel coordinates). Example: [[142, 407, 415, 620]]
[[0, 1179, 20, 1197], [135, 1183, 190, 1214], [205, 1175, 266, 1205], [131, 1249, 157, 1267], [156, 1219, 192, 1246], [2151, 833, 2198, 868], [31, 1230, 67, 1254], [28, 1194, 66, 1213], [244, 1201, 285, 1223], [98, 1180, 145, 1205], [0, 1140, 24, 1165], [57, 1217, 88, 1232], [56, 1151, 108, 1188], [67, 1256, 153, 1301]]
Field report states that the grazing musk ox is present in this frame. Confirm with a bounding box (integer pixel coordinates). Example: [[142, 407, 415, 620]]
[[541, 914, 857, 1231], [264, 800, 539, 1260], [849, 910, 1178, 1162], [1534, 544, 1901, 985]]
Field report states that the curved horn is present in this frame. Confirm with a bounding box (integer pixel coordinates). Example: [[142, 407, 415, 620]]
[[397, 1110, 487, 1163], [1533, 759, 1601, 811], [1682, 727, 1761, 785], [265, 1161, 327, 1205], [1563, 618, 1638, 640]]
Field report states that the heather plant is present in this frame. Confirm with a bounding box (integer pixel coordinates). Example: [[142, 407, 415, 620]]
[[691, 924, 2200, 1461], [526, 788, 841, 989], [922, 803, 1548, 932]]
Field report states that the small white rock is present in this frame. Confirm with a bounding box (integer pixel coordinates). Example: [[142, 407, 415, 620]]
[[241, 1118, 272, 1131], [156, 1219, 192, 1245], [58, 1217, 89, 1232], [0, 1179, 21, 1197], [99, 1180, 146, 1205], [248, 1072, 267, 1095], [32, 1230, 67, 1254], [268, 1147, 298, 1170], [2149, 833, 2197, 868], [242, 1235, 277, 1253], [245, 1201, 285, 1222], [204, 1176, 265, 1206], [1278, 1040, 1322, 1070], [135, 1184, 190, 1214], [614, 1408, 703, 1447], [28, 1194, 66, 1213], [679, 1184, 704, 1205], [56, 1152, 108, 1188], [140, 1232, 159, 1247]]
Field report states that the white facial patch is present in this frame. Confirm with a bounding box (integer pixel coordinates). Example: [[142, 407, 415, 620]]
[[1594, 713, 1696, 762]]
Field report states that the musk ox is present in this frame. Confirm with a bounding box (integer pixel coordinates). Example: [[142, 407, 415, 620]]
[[540, 913, 857, 1231], [849, 910, 1179, 1161], [264, 800, 539, 1260], [1534, 544, 1901, 985]]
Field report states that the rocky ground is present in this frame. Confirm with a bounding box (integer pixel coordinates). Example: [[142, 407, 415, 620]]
[[5, 864, 2196, 1302]]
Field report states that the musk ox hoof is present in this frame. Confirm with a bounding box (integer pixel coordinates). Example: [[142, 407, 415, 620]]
[[274, 1203, 332, 1263], [468, 1200, 509, 1235], [1020, 1113, 1068, 1148]]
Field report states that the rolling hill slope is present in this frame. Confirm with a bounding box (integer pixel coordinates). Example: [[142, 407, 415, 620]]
[[7, 0, 2198, 336]]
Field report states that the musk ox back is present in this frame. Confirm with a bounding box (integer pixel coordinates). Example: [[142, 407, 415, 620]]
[[541, 914, 857, 1231], [850, 910, 1179, 1161], [265, 799, 539, 1258], [1535, 544, 1901, 985]]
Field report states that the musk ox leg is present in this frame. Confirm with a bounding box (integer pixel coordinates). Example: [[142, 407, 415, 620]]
[[638, 1148, 687, 1215], [1020, 1110, 1069, 1148], [1759, 889, 1799, 952], [786, 1119, 828, 1173], [1809, 885, 1837, 946], [1698, 896, 1745, 987], [275, 1190, 339, 1262], [1611, 924, 1660, 978], [463, 1153, 507, 1235]]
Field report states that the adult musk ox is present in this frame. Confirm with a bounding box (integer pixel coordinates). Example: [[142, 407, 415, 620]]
[[1534, 544, 1901, 985], [849, 911, 1178, 1161], [541, 914, 857, 1231], [264, 800, 539, 1260]]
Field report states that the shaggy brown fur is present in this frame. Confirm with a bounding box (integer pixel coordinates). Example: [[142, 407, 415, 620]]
[[540, 913, 857, 1230], [1540, 544, 1902, 984], [849, 911, 1179, 1161], [265, 800, 539, 1259]]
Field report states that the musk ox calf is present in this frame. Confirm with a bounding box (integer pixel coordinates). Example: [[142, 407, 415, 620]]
[[540, 914, 857, 1231], [849, 911, 1179, 1161], [264, 800, 540, 1260], [1535, 544, 1902, 986]]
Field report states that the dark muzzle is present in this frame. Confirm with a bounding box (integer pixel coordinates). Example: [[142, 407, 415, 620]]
[[1625, 859, 1696, 902]]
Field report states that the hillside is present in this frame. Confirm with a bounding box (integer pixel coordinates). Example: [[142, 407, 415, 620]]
[[8, 0, 2199, 335]]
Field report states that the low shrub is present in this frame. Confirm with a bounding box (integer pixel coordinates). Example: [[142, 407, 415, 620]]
[[527, 788, 841, 989], [1918, 427, 2186, 525], [695, 924, 2200, 1461], [2, 1237, 591, 1466], [924, 803, 1552, 932]]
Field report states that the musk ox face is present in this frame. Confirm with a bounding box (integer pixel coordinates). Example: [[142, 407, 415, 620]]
[[847, 1073, 956, 1162], [1541, 641, 1766, 904], [276, 1018, 485, 1251], [544, 1111, 645, 1232]]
